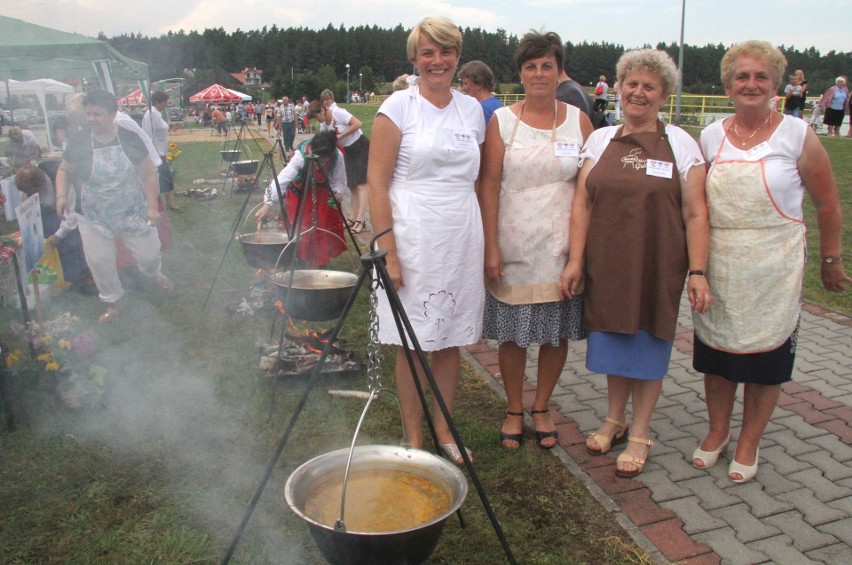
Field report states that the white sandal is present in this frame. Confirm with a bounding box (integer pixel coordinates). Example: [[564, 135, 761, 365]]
[[692, 433, 731, 469]]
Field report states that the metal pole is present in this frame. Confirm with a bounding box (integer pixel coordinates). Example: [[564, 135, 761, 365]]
[[345, 64, 350, 103], [675, 0, 686, 125]]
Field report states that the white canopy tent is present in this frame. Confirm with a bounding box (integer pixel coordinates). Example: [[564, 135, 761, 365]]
[[227, 88, 252, 101], [2, 78, 75, 149]]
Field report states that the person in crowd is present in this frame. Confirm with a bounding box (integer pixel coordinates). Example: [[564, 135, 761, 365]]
[[279, 96, 297, 153], [55, 91, 172, 323], [480, 31, 593, 450], [692, 41, 850, 484], [819, 76, 849, 137], [459, 60, 503, 124], [593, 75, 609, 113], [795, 69, 808, 119], [553, 34, 594, 120], [255, 130, 347, 268], [265, 101, 276, 137], [783, 73, 803, 117], [210, 106, 228, 136], [141, 91, 179, 210], [561, 49, 711, 478], [367, 16, 486, 465], [314, 89, 370, 233], [14, 164, 89, 289], [5, 126, 41, 169], [392, 74, 411, 92]]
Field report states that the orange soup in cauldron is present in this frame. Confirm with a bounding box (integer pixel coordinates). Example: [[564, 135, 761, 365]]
[[304, 468, 451, 532]]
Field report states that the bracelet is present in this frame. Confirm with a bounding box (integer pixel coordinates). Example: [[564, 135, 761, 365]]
[[821, 256, 842, 264], [688, 270, 706, 277]]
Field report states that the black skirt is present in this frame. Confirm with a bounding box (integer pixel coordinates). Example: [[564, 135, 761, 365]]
[[692, 321, 799, 385], [341, 135, 369, 186], [823, 108, 845, 127]]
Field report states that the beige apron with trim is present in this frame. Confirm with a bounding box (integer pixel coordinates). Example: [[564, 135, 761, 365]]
[[488, 103, 576, 305], [693, 139, 805, 353]]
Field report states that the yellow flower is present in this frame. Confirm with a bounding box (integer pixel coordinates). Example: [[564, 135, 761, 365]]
[[37, 352, 54, 363], [44, 361, 61, 372], [41, 334, 53, 346], [5, 348, 21, 368], [169, 143, 177, 150], [59, 338, 72, 350]]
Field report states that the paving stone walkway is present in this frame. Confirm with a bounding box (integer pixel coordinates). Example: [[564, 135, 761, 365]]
[[464, 295, 852, 565]]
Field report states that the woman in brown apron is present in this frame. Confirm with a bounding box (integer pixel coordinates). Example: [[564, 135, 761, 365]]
[[692, 41, 850, 484], [562, 49, 711, 478], [480, 31, 592, 451]]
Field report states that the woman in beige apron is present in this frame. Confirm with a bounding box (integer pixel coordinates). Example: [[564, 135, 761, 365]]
[[368, 19, 486, 465], [479, 31, 592, 451], [692, 41, 850, 484], [562, 49, 711, 478]]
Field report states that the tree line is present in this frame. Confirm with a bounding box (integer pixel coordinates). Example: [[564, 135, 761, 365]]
[[103, 25, 851, 100]]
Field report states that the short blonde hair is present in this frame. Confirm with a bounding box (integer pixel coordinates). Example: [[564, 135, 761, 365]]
[[406, 17, 462, 62], [720, 40, 786, 90], [616, 49, 678, 97]]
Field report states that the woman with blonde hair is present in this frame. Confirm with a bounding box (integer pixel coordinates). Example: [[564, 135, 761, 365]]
[[367, 17, 486, 464], [692, 41, 849, 483]]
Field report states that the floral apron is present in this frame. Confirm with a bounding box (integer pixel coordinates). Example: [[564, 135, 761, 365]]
[[81, 136, 150, 238], [488, 103, 577, 305], [693, 136, 804, 352]]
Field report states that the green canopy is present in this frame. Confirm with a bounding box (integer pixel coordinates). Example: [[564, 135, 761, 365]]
[[0, 15, 148, 91]]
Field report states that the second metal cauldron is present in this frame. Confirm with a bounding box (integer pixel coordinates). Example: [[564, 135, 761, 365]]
[[271, 270, 357, 321]]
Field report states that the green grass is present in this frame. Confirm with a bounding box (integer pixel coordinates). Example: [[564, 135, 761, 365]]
[[0, 138, 651, 564]]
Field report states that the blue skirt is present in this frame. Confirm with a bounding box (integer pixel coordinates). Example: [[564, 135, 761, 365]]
[[586, 330, 674, 380]]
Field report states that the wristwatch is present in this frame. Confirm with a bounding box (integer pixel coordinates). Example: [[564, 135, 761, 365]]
[[822, 256, 842, 264]]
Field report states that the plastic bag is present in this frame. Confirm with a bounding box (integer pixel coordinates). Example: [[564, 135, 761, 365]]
[[37, 242, 67, 293]]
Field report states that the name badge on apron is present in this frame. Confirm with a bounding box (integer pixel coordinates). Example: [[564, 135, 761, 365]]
[[646, 159, 674, 179], [554, 141, 579, 157], [452, 131, 476, 150], [744, 142, 772, 161]]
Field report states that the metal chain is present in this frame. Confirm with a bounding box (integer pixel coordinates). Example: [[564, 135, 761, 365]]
[[366, 275, 383, 392]]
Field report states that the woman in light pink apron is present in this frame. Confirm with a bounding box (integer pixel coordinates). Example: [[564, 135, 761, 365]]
[[480, 31, 592, 451], [692, 41, 850, 484]]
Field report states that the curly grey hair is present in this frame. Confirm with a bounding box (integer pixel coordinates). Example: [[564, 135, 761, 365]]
[[616, 49, 679, 97]]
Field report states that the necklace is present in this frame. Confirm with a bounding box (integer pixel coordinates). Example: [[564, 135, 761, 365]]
[[732, 114, 771, 147]]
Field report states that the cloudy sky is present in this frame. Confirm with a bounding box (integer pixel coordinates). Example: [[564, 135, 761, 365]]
[[7, 0, 851, 53]]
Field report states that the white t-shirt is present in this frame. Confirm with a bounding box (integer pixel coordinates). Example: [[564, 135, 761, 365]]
[[700, 115, 808, 220], [141, 107, 170, 155], [377, 87, 486, 182], [321, 102, 364, 148], [580, 123, 704, 183], [263, 148, 347, 206]]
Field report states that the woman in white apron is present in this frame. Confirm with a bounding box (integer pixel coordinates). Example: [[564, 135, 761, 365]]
[[480, 31, 592, 451], [368, 18, 486, 465], [55, 91, 171, 323], [692, 41, 850, 484]]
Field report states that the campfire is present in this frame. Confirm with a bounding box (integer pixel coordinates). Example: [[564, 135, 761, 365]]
[[259, 317, 359, 379]]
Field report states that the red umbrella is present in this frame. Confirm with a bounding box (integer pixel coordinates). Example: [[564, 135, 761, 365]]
[[189, 83, 243, 104], [118, 88, 146, 106]]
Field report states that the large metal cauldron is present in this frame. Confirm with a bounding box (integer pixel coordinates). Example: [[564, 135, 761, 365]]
[[220, 149, 242, 162], [236, 232, 295, 270], [271, 270, 357, 321], [285, 445, 468, 565]]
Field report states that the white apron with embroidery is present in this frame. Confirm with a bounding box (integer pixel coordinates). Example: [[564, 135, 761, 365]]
[[80, 136, 151, 238], [488, 103, 578, 305], [693, 138, 804, 353], [376, 87, 485, 350]]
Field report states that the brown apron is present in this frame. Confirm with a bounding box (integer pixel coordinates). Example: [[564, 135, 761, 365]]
[[583, 120, 687, 341]]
